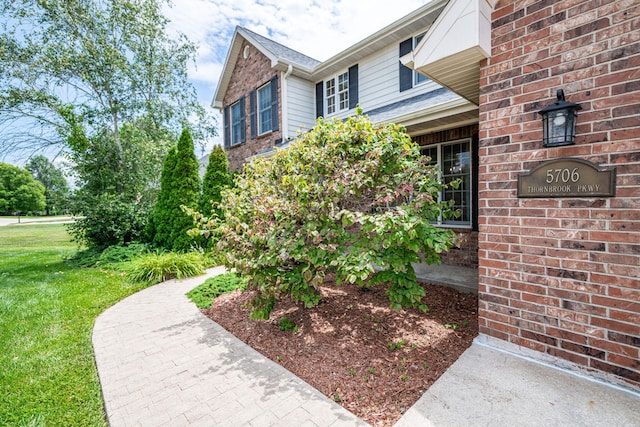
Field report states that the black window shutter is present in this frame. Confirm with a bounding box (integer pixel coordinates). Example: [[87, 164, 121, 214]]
[[270, 75, 279, 131], [239, 96, 246, 143], [223, 105, 230, 148], [348, 64, 359, 109], [249, 90, 257, 139], [399, 38, 413, 92], [315, 81, 324, 118]]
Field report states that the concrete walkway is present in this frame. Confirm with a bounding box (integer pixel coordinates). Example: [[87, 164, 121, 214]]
[[93, 267, 367, 427], [93, 268, 640, 427]]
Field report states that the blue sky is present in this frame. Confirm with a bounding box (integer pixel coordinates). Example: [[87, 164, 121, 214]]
[[163, 0, 432, 151]]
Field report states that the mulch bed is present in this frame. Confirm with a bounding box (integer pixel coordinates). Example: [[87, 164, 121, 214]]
[[203, 276, 478, 426]]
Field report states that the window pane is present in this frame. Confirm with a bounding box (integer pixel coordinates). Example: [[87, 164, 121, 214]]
[[326, 78, 335, 115], [415, 71, 429, 85], [231, 102, 242, 145], [442, 142, 471, 225], [420, 146, 437, 166], [338, 72, 349, 111], [258, 83, 271, 134]]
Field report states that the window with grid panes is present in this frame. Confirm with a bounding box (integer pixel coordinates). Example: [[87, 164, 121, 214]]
[[338, 72, 349, 110], [325, 78, 336, 115], [420, 140, 471, 226], [326, 71, 349, 115]]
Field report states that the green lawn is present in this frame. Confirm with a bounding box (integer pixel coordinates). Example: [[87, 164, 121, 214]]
[[0, 224, 151, 426]]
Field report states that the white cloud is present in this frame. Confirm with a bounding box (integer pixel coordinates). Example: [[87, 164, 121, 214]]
[[164, 0, 431, 153], [164, 0, 431, 105]]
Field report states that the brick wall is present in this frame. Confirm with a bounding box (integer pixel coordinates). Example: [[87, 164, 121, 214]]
[[414, 125, 480, 269], [479, 0, 639, 389], [224, 40, 282, 172]]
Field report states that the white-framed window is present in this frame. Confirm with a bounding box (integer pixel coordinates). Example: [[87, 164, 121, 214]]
[[421, 139, 472, 227], [414, 32, 429, 86], [326, 71, 349, 115], [258, 82, 272, 134], [230, 101, 243, 146]]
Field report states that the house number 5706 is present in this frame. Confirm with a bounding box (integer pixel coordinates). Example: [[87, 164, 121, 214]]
[[546, 168, 580, 183]]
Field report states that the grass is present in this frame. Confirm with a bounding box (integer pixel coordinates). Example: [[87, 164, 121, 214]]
[[0, 224, 154, 426]]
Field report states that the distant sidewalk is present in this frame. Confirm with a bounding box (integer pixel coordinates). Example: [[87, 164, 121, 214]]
[[0, 215, 76, 226]]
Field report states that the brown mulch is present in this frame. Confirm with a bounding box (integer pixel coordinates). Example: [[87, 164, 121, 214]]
[[203, 276, 478, 427]]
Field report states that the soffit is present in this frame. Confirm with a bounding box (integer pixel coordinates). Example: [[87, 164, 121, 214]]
[[402, 0, 494, 105]]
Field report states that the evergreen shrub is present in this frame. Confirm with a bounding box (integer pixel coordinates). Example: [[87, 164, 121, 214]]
[[148, 129, 201, 251]]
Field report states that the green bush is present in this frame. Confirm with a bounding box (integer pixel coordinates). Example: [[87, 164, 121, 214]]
[[217, 109, 458, 319], [68, 192, 151, 249], [127, 251, 206, 284], [69, 243, 151, 267], [186, 272, 247, 309], [278, 316, 298, 332]]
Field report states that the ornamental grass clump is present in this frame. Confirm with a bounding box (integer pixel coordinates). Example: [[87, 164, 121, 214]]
[[127, 251, 207, 284], [217, 109, 458, 319]]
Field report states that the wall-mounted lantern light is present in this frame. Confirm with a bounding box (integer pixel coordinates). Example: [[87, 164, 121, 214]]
[[538, 89, 582, 147]]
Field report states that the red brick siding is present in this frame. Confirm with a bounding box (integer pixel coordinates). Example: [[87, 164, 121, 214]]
[[479, 0, 640, 389], [223, 40, 282, 172]]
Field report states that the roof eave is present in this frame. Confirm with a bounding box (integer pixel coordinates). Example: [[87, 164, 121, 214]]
[[405, 0, 495, 105]]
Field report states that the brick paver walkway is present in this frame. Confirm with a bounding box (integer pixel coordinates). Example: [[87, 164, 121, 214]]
[[93, 267, 368, 427]]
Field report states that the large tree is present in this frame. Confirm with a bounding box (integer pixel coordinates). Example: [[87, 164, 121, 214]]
[[0, 0, 214, 159], [0, 0, 215, 247], [0, 162, 46, 221], [25, 155, 70, 215]]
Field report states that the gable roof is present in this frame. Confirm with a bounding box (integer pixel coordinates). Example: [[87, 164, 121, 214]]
[[212, 0, 450, 109], [212, 26, 321, 109], [241, 28, 321, 71]]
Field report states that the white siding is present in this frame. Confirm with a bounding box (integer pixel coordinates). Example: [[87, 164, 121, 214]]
[[319, 37, 443, 122], [286, 76, 316, 138], [360, 44, 442, 110]]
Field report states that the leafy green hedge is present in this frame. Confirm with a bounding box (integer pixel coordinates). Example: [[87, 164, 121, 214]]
[[217, 109, 458, 319]]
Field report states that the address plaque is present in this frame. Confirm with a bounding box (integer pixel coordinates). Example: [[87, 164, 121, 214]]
[[518, 157, 616, 198]]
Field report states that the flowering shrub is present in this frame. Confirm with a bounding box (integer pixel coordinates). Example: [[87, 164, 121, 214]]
[[217, 110, 458, 318]]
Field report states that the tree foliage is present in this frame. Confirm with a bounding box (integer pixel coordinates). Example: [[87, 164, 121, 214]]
[[148, 129, 201, 252], [217, 111, 458, 319], [25, 155, 70, 215], [0, 162, 46, 215], [200, 145, 231, 218], [0, 0, 216, 248], [0, 0, 214, 158]]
